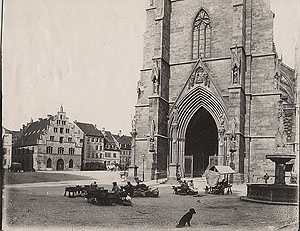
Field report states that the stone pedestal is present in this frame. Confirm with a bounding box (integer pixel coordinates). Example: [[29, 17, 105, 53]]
[[168, 164, 177, 180], [266, 154, 296, 185], [127, 165, 138, 182]]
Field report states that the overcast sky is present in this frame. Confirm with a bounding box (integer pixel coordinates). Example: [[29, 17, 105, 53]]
[[2, 0, 300, 135]]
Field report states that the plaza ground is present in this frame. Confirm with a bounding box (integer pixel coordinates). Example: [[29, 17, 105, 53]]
[[2, 171, 298, 231]]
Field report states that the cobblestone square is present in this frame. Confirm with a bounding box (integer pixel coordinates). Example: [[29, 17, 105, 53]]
[[3, 172, 298, 231]]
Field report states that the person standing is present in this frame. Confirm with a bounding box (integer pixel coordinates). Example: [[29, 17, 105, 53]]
[[263, 173, 270, 184]]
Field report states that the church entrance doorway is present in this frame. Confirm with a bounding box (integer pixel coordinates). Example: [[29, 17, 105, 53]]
[[57, 159, 64, 171], [184, 107, 218, 177]]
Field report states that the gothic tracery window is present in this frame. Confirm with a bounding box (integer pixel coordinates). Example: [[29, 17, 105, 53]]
[[192, 9, 211, 59]]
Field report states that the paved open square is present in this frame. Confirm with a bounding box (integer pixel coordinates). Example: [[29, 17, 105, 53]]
[[3, 171, 298, 231]]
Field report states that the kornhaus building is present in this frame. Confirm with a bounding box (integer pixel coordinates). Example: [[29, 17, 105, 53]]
[[13, 106, 82, 171], [133, 0, 298, 181]]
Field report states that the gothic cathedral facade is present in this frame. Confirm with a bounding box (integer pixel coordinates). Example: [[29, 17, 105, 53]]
[[133, 0, 297, 182]]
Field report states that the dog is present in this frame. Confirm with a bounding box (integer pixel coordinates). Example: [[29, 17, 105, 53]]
[[176, 208, 196, 228]]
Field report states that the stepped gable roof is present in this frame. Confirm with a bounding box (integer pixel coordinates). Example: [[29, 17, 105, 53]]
[[75, 122, 103, 137], [14, 118, 50, 148]]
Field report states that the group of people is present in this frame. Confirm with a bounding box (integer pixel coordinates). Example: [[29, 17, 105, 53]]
[[176, 179, 198, 195]]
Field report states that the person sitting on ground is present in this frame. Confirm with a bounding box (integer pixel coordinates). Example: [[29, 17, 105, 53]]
[[177, 173, 182, 182], [263, 173, 270, 184], [124, 181, 135, 197], [136, 180, 147, 190], [112, 182, 121, 195], [188, 180, 197, 193], [89, 181, 98, 191]]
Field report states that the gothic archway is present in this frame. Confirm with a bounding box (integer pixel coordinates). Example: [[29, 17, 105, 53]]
[[57, 159, 64, 171], [69, 159, 73, 169], [46, 158, 52, 168], [184, 107, 218, 177], [168, 86, 228, 178]]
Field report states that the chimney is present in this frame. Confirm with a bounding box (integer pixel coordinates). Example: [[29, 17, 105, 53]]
[[118, 130, 122, 137], [102, 127, 105, 135], [94, 124, 97, 128], [38, 118, 43, 121], [47, 114, 52, 119]]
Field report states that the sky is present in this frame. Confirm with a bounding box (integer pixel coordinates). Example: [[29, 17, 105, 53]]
[[2, 0, 300, 135]]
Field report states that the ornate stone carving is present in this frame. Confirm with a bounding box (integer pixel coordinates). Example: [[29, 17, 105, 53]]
[[274, 58, 281, 90], [231, 45, 241, 85], [149, 119, 156, 152], [218, 114, 226, 147], [229, 118, 237, 152], [131, 115, 137, 131], [137, 80, 144, 99], [275, 101, 287, 149], [151, 59, 160, 94], [188, 66, 210, 89]]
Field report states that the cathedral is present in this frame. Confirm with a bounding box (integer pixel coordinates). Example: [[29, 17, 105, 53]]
[[132, 0, 298, 182]]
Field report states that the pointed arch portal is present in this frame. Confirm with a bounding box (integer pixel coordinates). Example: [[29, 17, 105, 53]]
[[169, 86, 228, 178], [185, 107, 218, 177]]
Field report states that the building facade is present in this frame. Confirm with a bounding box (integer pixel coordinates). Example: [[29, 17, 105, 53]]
[[75, 122, 106, 170], [133, 0, 297, 181], [2, 127, 13, 169], [113, 132, 132, 170], [13, 106, 82, 171], [102, 129, 121, 166]]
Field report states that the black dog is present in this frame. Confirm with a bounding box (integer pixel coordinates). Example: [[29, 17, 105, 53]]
[[176, 208, 196, 228]]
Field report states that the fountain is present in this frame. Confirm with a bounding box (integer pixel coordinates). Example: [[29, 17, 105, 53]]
[[241, 101, 298, 205]]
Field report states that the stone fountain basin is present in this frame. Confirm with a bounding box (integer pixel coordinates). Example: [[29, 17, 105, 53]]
[[266, 154, 296, 163], [244, 183, 298, 205]]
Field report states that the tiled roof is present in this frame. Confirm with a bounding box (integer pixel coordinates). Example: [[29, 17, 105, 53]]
[[118, 135, 132, 145], [75, 122, 103, 137], [103, 131, 119, 150], [13, 119, 50, 147]]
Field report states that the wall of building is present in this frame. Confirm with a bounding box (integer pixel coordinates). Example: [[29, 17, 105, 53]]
[[2, 131, 12, 169], [134, 0, 295, 181]]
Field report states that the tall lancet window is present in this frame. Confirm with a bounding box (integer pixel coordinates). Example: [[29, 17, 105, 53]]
[[192, 9, 211, 59]]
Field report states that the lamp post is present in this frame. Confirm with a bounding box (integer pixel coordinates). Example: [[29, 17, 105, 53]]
[[142, 154, 145, 182]]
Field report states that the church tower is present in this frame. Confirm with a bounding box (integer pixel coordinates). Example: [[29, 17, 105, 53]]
[[134, 0, 171, 179], [133, 0, 297, 182]]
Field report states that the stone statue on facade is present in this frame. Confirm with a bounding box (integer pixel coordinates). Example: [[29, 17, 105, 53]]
[[131, 115, 137, 131], [188, 65, 210, 89], [218, 114, 226, 147], [231, 45, 241, 85], [229, 118, 237, 152], [232, 64, 239, 84], [137, 80, 144, 99], [149, 119, 156, 151], [151, 59, 160, 94]]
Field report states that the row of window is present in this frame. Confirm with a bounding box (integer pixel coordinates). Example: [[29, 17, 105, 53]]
[[53, 127, 70, 134], [56, 120, 66, 126], [86, 152, 117, 158], [49, 136, 73, 143], [87, 145, 103, 151], [46, 146, 75, 155], [87, 137, 101, 143]]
